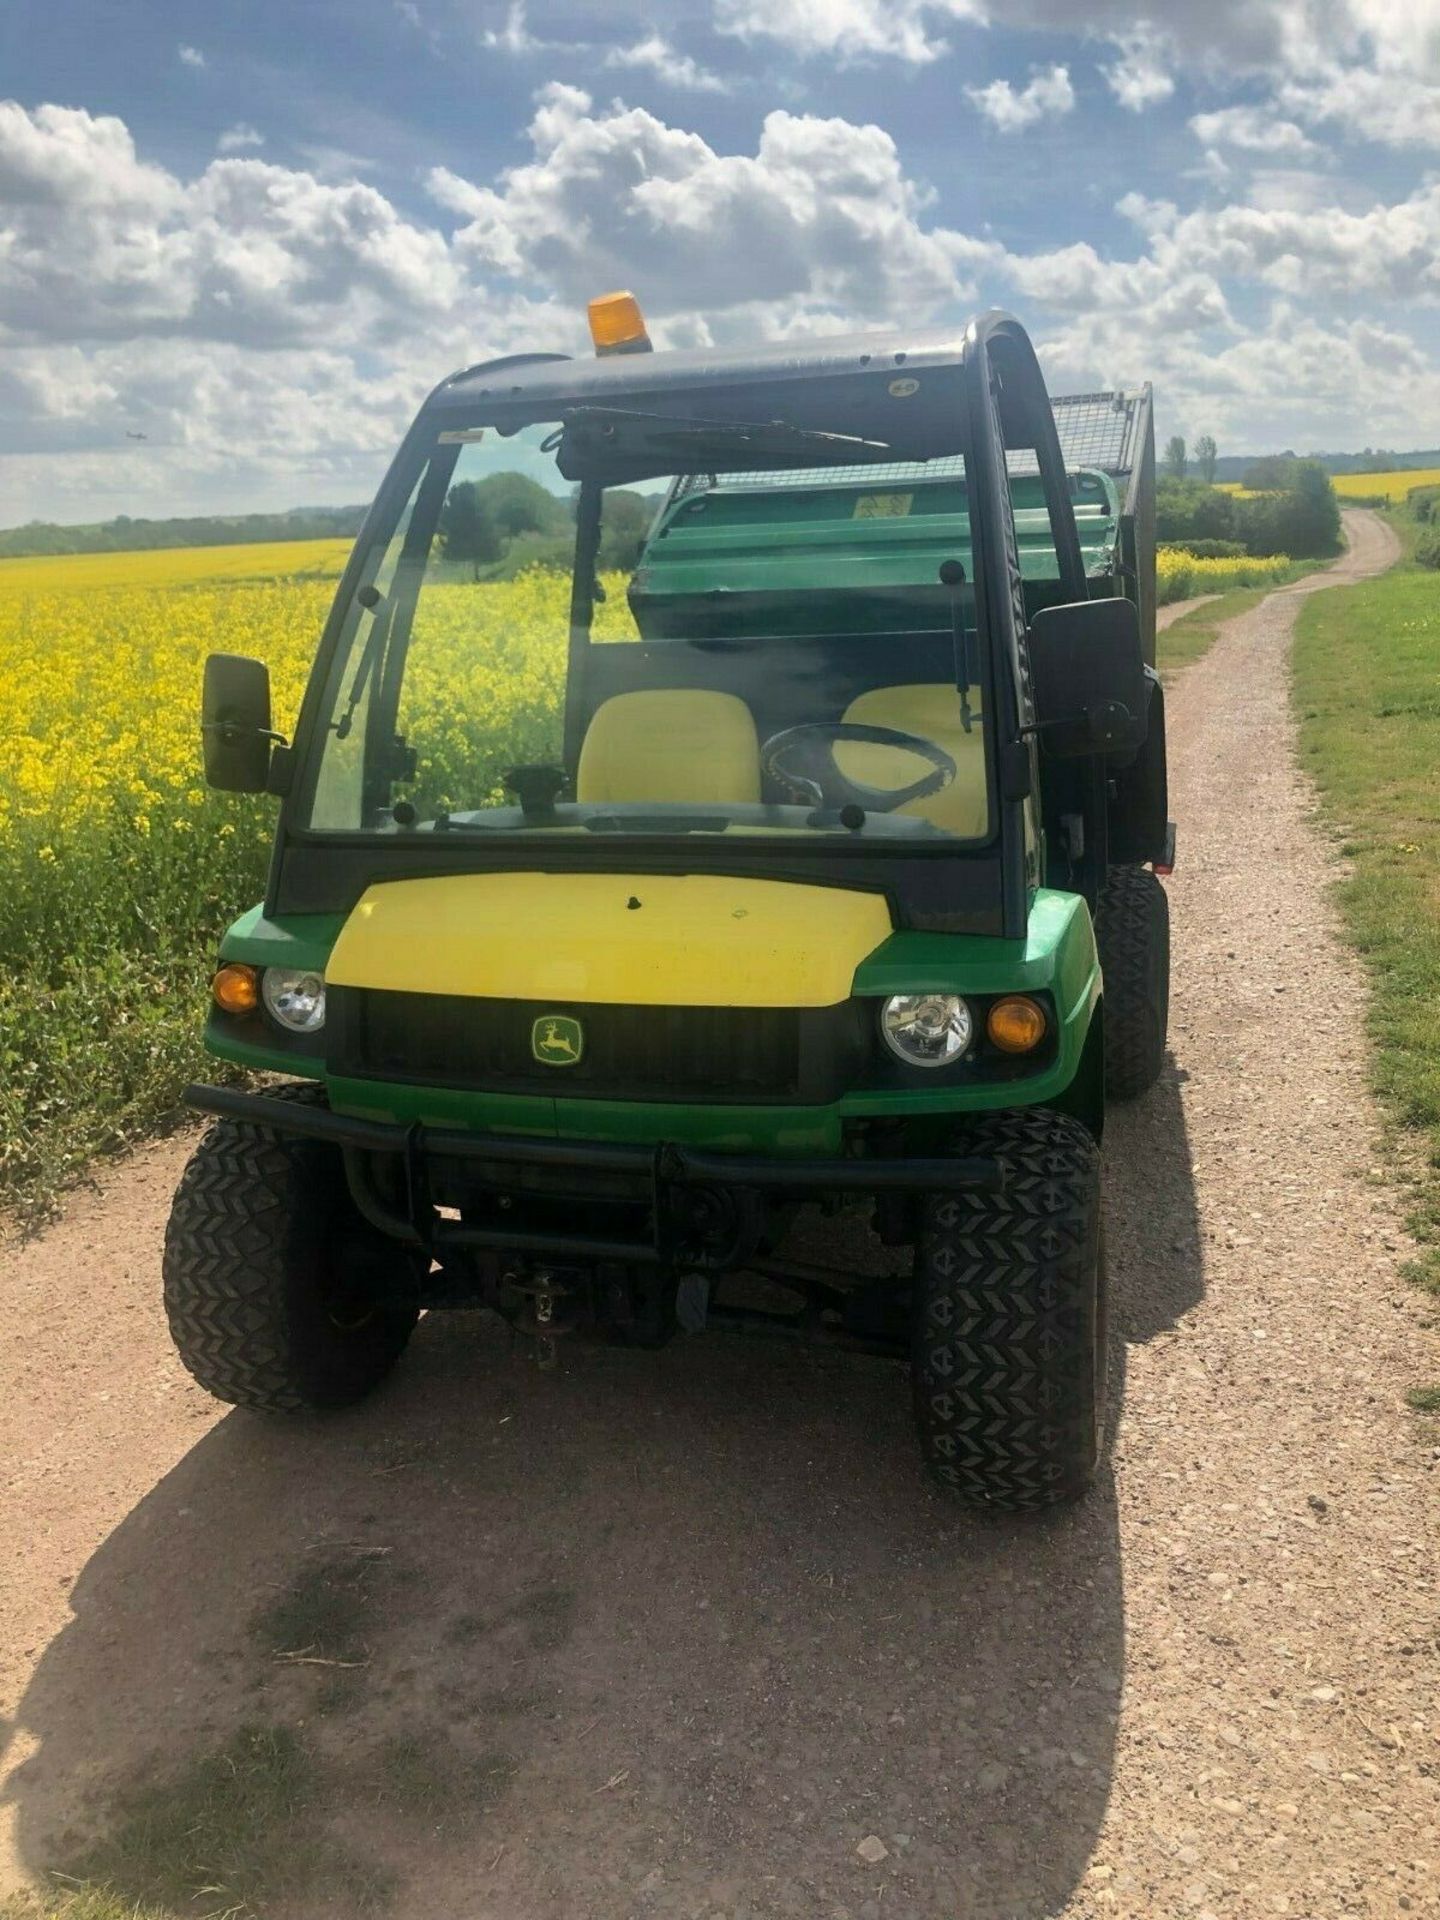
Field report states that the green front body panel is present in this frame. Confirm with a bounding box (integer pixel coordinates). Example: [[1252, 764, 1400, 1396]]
[[218, 903, 347, 973], [207, 905, 345, 1078], [210, 890, 1101, 1157]]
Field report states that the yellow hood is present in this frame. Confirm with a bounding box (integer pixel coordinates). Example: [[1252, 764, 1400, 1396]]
[[326, 871, 893, 1008]]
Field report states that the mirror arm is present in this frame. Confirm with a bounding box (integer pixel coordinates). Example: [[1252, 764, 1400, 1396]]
[[1020, 700, 1136, 750], [202, 722, 288, 746]]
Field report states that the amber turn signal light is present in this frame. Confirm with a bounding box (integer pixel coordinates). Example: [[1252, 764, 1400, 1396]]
[[986, 995, 1048, 1054], [588, 290, 652, 356], [212, 962, 260, 1015]]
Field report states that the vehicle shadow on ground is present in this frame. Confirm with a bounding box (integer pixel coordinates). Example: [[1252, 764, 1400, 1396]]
[[6, 1065, 1202, 1920], [1105, 1049, 1206, 1344]]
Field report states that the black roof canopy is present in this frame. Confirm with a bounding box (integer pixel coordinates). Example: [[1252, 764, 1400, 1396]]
[[423, 314, 1092, 475], [424, 324, 980, 464]]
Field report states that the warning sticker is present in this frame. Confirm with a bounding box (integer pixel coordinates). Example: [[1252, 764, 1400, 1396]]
[[853, 493, 914, 519]]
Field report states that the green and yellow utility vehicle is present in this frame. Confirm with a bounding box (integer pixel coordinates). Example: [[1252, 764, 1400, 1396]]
[[166, 300, 1172, 1509]]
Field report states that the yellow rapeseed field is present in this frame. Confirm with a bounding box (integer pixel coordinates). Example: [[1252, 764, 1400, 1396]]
[[1218, 470, 1440, 504], [0, 531, 1294, 1213], [1, 557, 337, 1210], [0, 536, 354, 596], [0, 549, 632, 1212], [1331, 469, 1440, 505], [0, 564, 638, 845], [1156, 548, 1295, 601]]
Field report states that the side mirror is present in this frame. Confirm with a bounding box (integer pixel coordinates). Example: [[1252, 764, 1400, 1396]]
[[1027, 597, 1148, 759], [202, 653, 276, 792]]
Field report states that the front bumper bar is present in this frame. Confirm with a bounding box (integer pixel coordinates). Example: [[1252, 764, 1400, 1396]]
[[183, 1082, 1003, 1265]]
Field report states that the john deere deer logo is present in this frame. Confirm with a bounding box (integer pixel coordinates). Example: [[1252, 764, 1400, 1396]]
[[532, 1015, 583, 1066]]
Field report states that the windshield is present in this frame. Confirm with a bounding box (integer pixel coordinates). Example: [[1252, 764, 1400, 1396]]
[[302, 410, 996, 846]]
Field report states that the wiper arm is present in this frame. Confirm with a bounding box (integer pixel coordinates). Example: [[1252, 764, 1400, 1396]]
[[332, 587, 389, 741], [556, 407, 895, 480], [583, 811, 729, 834]]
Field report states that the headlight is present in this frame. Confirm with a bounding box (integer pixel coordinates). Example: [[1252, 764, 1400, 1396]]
[[262, 967, 327, 1034], [879, 993, 972, 1068]]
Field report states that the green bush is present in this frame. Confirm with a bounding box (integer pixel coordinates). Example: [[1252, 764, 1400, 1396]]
[[1407, 486, 1440, 524], [1235, 460, 1341, 559], [1414, 530, 1440, 571], [1158, 464, 1340, 561], [1178, 538, 1247, 559], [1156, 479, 1238, 546]]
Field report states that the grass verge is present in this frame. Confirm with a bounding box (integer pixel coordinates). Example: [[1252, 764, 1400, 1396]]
[[1293, 515, 1440, 1318], [0, 1889, 172, 1920], [0, 1709, 518, 1920], [1, 1894, 173, 1920], [1, 1726, 388, 1920]]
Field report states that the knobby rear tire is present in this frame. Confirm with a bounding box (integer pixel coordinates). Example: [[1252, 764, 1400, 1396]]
[[1096, 864, 1170, 1099]]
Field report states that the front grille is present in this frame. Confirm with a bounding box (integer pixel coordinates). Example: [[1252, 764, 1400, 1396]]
[[327, 988, 864, 1103]]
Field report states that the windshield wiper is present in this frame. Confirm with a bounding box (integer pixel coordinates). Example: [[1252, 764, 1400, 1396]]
[[583, 811, 729, 834], [332, 586, 388, 741], [556, 407, 895, 480]]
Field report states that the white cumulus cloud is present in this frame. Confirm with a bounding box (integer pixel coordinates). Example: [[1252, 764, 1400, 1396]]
[[428, 83, 988, 325], [709, 0, 1440, 151], [481, 2, 580, 55], [217, 123, 264, 154], [1116, 179, 1440, 303], [1279, 66, 1440, 149], [1190, 106, 1319, 154], [714, 0, 982, 67], [0, 102, 460, 349], [967, 65, 1075, 133], [1102, 27, 1175, 110], [603, 35, 728, 92], [4, 81, 1440, 521]]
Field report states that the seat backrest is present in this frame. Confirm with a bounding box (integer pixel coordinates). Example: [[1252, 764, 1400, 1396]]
[[576, 690, 762, 805], [838, 684, 989, 837]]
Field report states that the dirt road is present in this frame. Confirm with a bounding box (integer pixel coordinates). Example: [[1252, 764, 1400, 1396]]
[[3, 512, 1436, 1919]]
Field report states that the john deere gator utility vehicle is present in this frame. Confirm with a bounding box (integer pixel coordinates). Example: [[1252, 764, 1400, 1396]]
[[167, 299, 1172, 1509]]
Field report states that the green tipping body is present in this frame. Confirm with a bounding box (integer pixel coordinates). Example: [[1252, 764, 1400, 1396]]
[[629, 468, 1121, 639]]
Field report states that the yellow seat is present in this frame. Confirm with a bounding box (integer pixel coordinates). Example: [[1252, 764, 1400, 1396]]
[[837, 684, 989, 837], [577, 690, 761, 806]]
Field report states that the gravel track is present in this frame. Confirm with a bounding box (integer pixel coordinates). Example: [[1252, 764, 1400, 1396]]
[[2, 510, 1435, 1919]]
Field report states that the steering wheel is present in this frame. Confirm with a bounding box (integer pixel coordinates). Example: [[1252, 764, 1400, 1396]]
[[761, 723, 957, 814]]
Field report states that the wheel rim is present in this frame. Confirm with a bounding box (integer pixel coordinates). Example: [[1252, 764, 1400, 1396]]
[[321, 1254, 384, 1333]]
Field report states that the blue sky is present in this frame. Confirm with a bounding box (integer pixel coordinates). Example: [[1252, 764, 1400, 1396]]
[[2, 0, 1437, 521]]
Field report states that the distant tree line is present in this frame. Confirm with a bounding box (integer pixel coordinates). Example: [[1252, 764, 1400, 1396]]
[[438, 473, 654, 580], [1328, 447, 1440, 475], [1, 480, 656, 576], [0, 504, 368, 559], [1163, 434, 1218, 484], [1181, 443, 1440, 484]]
